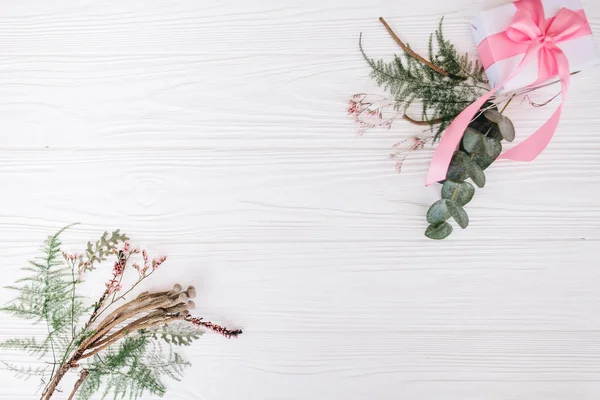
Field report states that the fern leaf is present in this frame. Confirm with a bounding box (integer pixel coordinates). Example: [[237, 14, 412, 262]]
[[0, 337, 48, 356], [0, 360, 48, 381], [79, 334, 191, 400], [360, 18, 488, 140], [0, 226, 86, 369]]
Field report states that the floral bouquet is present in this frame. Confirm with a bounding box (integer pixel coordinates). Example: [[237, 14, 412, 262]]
[[351, 0, 598, 239], [0, 226, 241, 400]]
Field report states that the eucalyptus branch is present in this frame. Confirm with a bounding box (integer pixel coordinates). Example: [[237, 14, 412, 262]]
[[424, 99, 516, 239]]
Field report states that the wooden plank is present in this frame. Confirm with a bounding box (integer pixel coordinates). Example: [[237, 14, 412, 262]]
[[0, 0, 599, 399]]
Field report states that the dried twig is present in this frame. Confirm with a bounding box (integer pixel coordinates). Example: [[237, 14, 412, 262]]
[[402, 114, 447, 126], [378, 17, 450, 77], [67, 370, 89, 400], [80, 314, 185, 361]]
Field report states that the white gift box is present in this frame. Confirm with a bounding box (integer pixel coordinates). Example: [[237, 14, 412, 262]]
[[471, 0, 600, 92]]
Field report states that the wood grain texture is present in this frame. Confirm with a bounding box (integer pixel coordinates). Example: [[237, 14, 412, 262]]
[[0, 0, 600, 399]]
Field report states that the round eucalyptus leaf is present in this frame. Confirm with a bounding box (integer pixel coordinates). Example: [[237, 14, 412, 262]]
[[446, 151, 471, 182], [498, 116, 516, 142], [462, 127, 485, 154], [426, 199, 449, 224], [472, 154, 494, 170], [447, 201, 469, 229], [482, 135, 502, 158], [484, 109, 516, 142], [472, 136, 501, 169], [441, 180, 475, 206], [483, 109, 504, 124], [469, 161, 486, 188], [425, 222, 453, 240]]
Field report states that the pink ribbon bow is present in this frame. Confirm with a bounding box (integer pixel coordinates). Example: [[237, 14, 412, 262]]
[[425, 0, 590, 186]]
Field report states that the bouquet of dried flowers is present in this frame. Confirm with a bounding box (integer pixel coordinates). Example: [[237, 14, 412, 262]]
[[0, 226, 242, 399]]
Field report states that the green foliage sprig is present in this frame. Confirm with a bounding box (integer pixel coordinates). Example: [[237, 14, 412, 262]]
[[425, 101, 516, 239], [79, 335, 189, 400], [0, 227, 242, 400], [360, 17, 488, 139], [353, 17, 549, 240]]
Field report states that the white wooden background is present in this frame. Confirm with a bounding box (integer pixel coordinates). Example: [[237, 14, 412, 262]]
[[1, 0, 599, 399]]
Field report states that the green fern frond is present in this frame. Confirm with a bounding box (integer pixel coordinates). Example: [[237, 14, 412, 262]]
[[361, 18, 488, 140], [2, 228, 71, 320], [0, 226, 86, 368], [1, 360, 48, 381], [0, 337, 48, 356], [79, 334, 190, 400]]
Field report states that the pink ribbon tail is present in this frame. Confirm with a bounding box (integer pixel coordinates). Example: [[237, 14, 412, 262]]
[[499, 49, 571, 161]]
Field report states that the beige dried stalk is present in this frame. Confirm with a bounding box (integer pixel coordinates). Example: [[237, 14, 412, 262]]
[[40, 284, 197, 400]]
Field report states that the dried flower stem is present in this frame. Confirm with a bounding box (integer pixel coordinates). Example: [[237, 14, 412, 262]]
[[41, 297, 188, 400], [378, 17, 450, 77], [90, 295, 173, 345], [403, 114, 447, 126], [95, 290, 166, 332], [67, 370, 89, 400], [186, 316, 243, 339], [41, 362, 75, 400], [80, 314, 186, 361]]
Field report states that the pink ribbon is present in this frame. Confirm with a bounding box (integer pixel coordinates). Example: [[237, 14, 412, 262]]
[[425, 0, 590, 186]]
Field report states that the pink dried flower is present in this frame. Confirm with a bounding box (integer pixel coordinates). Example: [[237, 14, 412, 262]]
[[152, 256, 167, 270], [62, 251, 79, 262], [132, 262, 141, 273], [388, 136, 432, 172], [185, 316, 242, 339], [105, 279, 122, 294], [112, 260, 125, 277], [411, 136, 426, 150], [348, 94, 399, 134]]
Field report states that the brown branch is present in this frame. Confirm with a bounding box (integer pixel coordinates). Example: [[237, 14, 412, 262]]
[[67, 369, 89, 400], [40, 361, 74, 400], [88, 295, 174, 347], [378, 17, 450, 77], [82, 290, 182, 351], [79, 314, 185, 361], [41, 286, 197, 400], [96, 289, 181, 333], [94, 289, 165, 327], [402, 114, 446, 126], [186, 316, 243, 339], [89, 310, 175, 350]]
